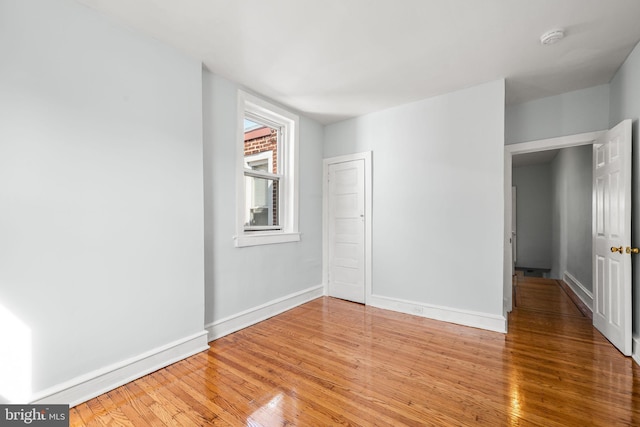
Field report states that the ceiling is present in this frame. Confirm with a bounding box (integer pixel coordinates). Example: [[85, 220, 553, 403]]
[[75, 0, 640, 124]]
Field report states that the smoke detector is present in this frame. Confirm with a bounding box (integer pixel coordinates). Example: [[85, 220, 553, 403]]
[[540, 29, 565, 45]]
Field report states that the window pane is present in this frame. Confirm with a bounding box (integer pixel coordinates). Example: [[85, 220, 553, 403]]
[[244, 175, 279, 229], [244, 118, 261, 131], [244, 120, 279, 174]]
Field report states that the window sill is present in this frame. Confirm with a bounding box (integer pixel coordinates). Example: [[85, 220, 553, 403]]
[[235, 232, 300, 248]]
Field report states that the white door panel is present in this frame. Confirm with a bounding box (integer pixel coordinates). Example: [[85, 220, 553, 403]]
[[592, 119, 632, 356], [328, 159, 365, 303], [512, 186, 517, 271]]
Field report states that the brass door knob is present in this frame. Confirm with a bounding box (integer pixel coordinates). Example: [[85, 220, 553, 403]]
[[626, 247, 639, 254], [611, 246, 624, 254]]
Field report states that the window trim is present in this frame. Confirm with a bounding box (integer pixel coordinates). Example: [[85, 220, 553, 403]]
[[235, 90, 300, 247]]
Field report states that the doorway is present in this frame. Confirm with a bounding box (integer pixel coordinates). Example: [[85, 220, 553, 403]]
[[323, 152, 372, 304], [504, 130, 604, 315]]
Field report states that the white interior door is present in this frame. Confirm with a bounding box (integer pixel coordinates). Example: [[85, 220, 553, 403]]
[[328, 159, 365, 303], [592, 119, 632, 356]]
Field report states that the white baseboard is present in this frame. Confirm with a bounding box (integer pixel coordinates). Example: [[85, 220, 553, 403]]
[[206, 285, 324, 341], [30, 331, 209, 407], [563, 271, 593, 312], [633, 337, 640, 366], [368, 294, 507, 333]]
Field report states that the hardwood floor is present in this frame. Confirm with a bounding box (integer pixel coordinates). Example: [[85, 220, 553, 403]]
[[71, 278, 640, 426]]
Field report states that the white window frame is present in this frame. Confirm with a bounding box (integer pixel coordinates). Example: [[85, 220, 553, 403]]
[[235, 90, 300, 247]]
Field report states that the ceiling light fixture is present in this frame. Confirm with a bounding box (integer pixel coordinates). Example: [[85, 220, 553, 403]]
[[540, 29, 565, 45]]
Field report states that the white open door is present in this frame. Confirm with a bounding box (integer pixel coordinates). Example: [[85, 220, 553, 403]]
[[327, 159, 365, 303], [592, 119, 632, 356], [512, 186, 517, 274]]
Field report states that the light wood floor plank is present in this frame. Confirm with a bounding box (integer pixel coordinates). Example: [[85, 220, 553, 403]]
[[70, 277, 640, 425]]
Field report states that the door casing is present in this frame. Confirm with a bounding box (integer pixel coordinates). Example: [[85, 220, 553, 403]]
[[503, 131, 605, 321]]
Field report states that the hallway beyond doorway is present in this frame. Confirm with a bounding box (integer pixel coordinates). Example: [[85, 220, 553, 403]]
[[513, 276, 590, 317]]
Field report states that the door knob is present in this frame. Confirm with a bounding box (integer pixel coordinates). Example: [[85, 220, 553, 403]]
[[626, 247, 639, 254], [611, 246, 624, 254]]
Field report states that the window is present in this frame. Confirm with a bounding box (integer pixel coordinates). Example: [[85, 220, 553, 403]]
[[235, 91, 300, 247]]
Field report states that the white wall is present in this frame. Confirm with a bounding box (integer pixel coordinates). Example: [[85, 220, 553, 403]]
[[202, 72, 324, 332], [609, 41, 640, 345], [0, 0, 205, 403], [506, 85, 610, 144], [550, 146, 593, 290], [512, 164, 553, 269], [324, 80, 506, 327]]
